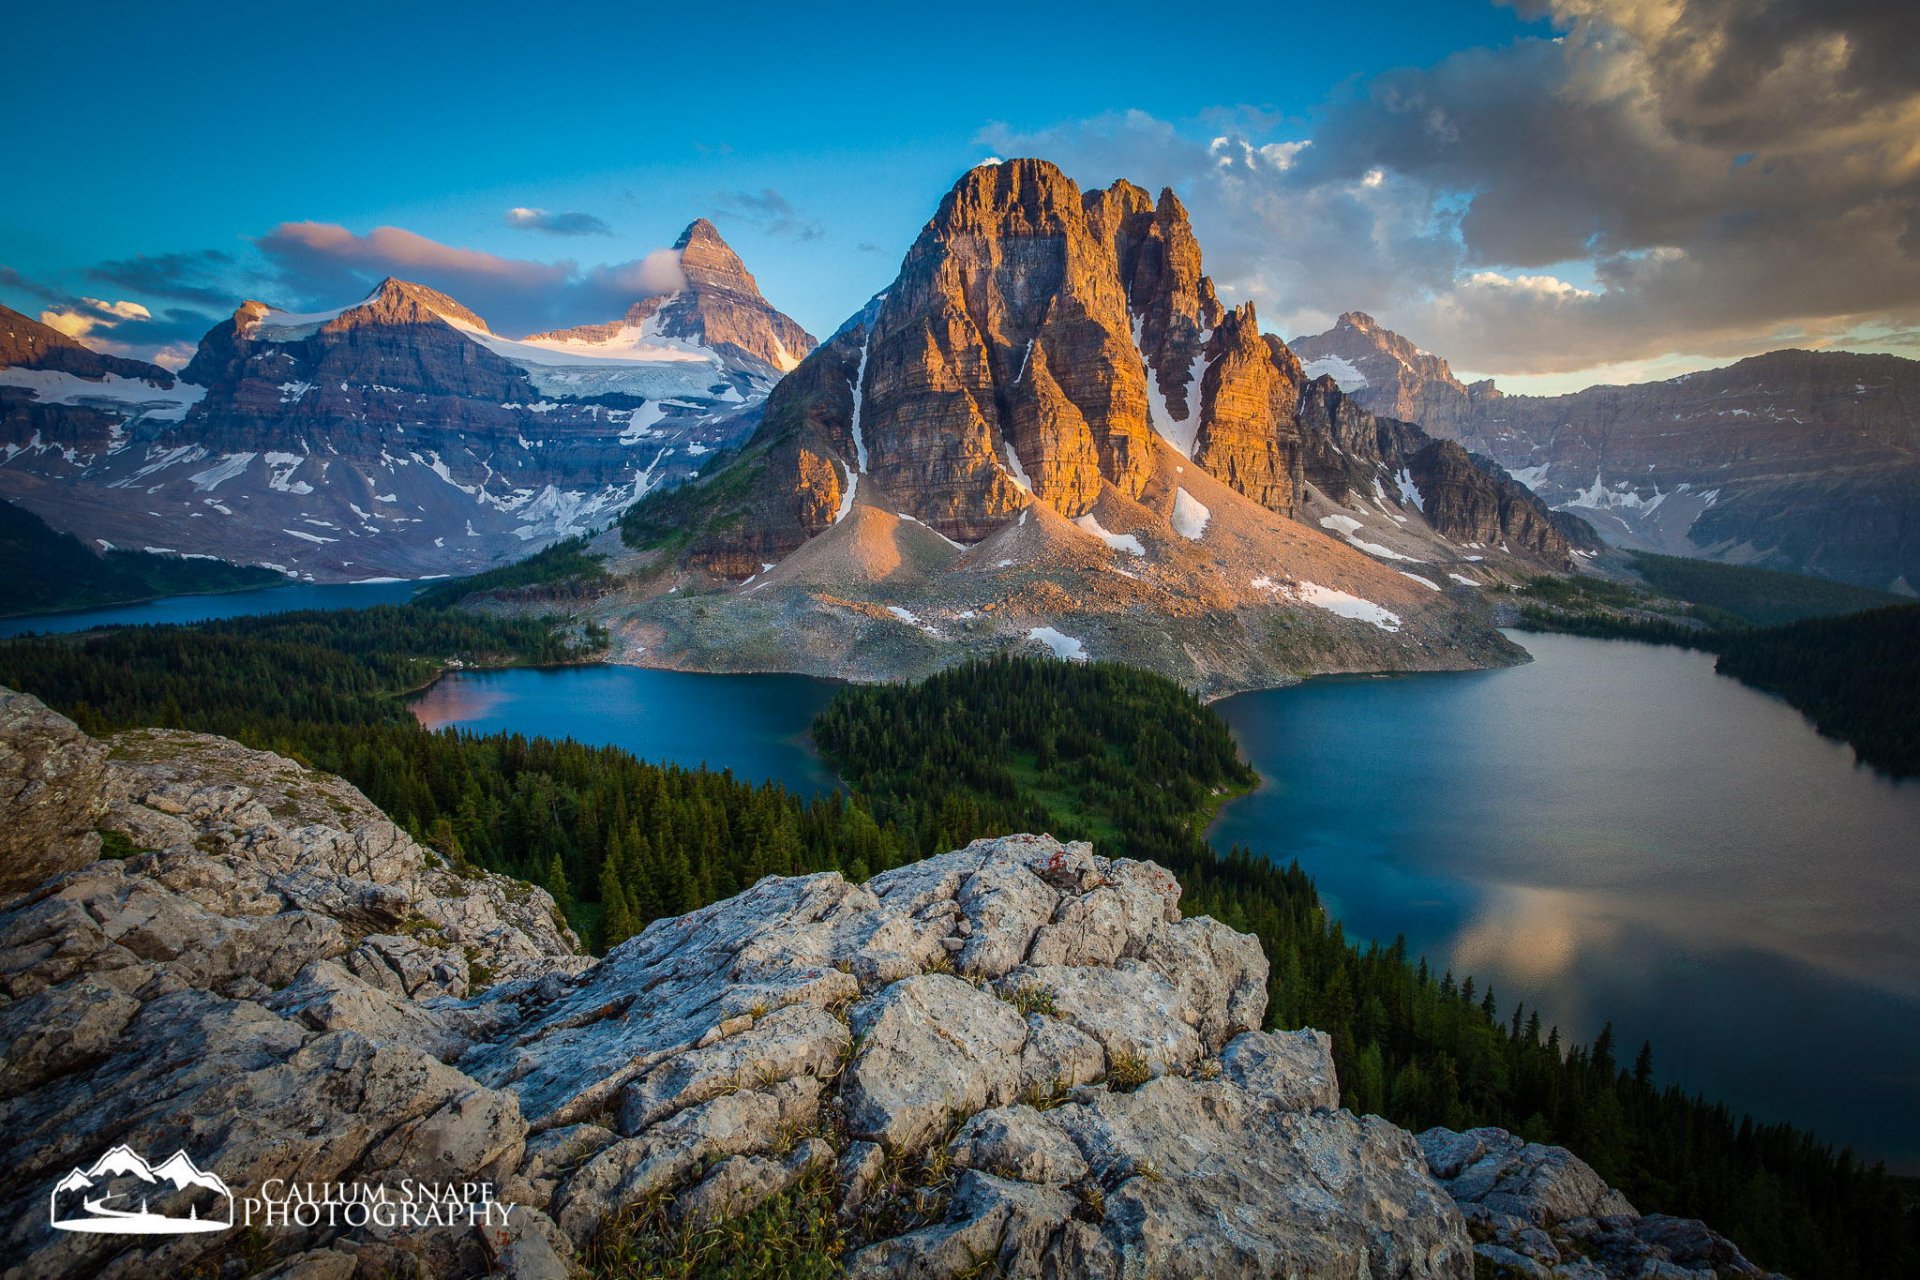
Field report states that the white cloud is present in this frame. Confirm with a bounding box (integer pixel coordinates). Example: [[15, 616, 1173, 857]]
[[39, 297, 152, 340]]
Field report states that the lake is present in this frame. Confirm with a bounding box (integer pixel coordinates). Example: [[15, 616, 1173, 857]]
[[1210, 631, 1920, 1171], [408, 633, 1920, 1170], [411, 665, 843, 797], [0, 580, 427, 637]]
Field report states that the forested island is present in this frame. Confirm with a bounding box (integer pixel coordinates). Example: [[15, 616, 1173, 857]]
[[2, 609, 1914, 1277]]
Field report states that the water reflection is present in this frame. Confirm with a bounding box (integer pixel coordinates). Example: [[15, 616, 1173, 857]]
[[1211, 631, 1920, 1169]]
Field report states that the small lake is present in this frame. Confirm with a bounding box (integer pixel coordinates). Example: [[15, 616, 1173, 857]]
[[310, 625, 1920, 1170], [0, 580, 426, 637], [411, 666, 842, 797], [1211, 631, 1920, 1171]]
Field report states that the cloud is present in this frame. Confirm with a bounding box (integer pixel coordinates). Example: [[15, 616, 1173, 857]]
[[84, 249, 237, 308], [504, 207, 613, 237], [711, 188, 824, 241], [39, 297, 151, 340], [254, 222, 684, 336], [978, 0, 1920, 381], [0, 266, 75, 308]]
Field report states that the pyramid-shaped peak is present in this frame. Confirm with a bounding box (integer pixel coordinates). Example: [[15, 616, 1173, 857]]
[[674, 220, 761, 300], [675, 218, 727, 251], [1339, 311, 1379, 330], [353, 278, 491, 333]]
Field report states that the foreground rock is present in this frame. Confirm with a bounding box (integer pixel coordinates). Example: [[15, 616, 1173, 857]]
[[1419, 1127, 1786, 1279], [0, 688, 1780, 1278]]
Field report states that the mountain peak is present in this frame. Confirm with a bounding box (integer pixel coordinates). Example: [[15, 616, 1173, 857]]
[[931, 158, 1087, 241], [1293, 312, 1473, 432], [356, 277, 490, 332], [674, 218, 764, 304], [675, 217, 725, 251]]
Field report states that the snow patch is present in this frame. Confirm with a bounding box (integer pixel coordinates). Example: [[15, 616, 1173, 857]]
[[188, 452, 257, 491], [1002, 442, 1034, 493], [1171, 488, 1211, 541], [848, 332, 872, 473], [886, 605, 941, 637], [834, 464, 859, 523], [1073, 513, 1145, 557], [1395, 468, 1424, 512], [0, 367, 205, 423], [1252, 576, 1402, 631], [1399, 571, 1442, 591], [1303, 355, 1367, 391]]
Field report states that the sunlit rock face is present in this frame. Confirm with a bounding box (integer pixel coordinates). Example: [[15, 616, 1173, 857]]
[[740, 159, 1313, 558]]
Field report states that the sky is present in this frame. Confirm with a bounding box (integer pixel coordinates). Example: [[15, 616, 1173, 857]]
[[3, 0, 1916, 394]]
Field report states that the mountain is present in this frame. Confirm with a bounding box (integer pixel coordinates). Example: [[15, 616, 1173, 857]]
[[550, 160, 1583, 694], [1293, 314, 1920, 593], [528, 219, 812, 372], [0, 225, 814, 582], [1291, 311, 1489, 436]]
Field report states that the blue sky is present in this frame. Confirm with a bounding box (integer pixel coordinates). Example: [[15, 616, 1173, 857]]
[[5, 0, 1914, 392]]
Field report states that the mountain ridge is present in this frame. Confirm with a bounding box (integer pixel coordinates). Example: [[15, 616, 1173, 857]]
[[0, 223, 815, 582], [1292, 313, 1920, 591]]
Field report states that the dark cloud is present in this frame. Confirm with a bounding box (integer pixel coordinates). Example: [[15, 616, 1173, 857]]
[[108, 305, 225, 349], [504, 207, 613, 237], [980, 0, 1920, 381], [0, 266, 75, 308], [83, 249, 237, 309], [253, 222, 685, 336], [712, 188, 824, 241], [856, 242, 883, 254]]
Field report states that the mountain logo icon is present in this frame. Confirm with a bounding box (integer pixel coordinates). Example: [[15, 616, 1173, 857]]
[[49, 1145, 233, 1234]]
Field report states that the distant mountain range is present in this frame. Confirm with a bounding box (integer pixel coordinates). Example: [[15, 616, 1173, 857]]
[[564, 160, 1587, 693], [1293, 312, 1920, 593], [0, 220, 813, 580]]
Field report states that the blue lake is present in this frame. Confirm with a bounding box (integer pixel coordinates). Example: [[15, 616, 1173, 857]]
[[0, 580, 426, 637], [395, 632, 1918, 1169], [411, 665, 843, 798], [1211, 631, 1920, 1171]]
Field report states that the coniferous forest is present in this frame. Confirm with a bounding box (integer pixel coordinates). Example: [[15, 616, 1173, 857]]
[[1, 618, 1915, 1277]]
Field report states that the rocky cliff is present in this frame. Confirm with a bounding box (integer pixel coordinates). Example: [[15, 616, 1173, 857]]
[[1291, 314, 1920, 593], [560, 160, 1586, 695], [0, 226, 814, 582], [1297, 377, 1593, 564], [0, 687, 1783, 1278]]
